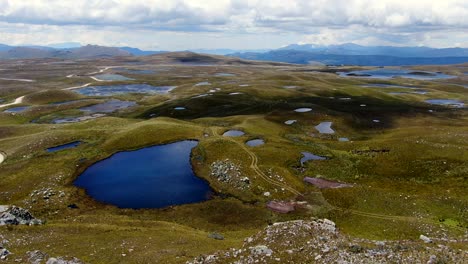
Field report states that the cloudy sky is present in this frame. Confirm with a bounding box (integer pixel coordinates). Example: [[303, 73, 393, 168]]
[[0, 0, 467, 50]]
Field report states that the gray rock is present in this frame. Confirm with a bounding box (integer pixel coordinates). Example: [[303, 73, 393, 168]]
[[0, 248, 10, 260], [46, 257, 83, 264], [0, 206, 42, 226], [208, 233, 224, 240], [27, 250, 48, 264], [251, 245, 273, 256], [420, 235, 432, 243]]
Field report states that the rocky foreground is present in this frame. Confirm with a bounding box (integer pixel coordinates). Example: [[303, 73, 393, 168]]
[[188, 219, 467, 264]]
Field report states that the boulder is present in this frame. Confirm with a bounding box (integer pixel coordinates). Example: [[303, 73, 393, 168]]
[[250, 245, 273, 256], [0, 206, 42, 226], [420, 235, 432, 243]]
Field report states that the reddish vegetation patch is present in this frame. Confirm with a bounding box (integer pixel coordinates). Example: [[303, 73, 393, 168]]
[[304, 177, 353, 189], [266, 201, 296, 213]]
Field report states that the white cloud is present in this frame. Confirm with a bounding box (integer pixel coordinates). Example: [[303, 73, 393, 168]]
[[0, 0, 467, 49]]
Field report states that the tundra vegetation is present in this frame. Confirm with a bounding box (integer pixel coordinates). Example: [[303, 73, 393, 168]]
[[0, 53, 466, 263]]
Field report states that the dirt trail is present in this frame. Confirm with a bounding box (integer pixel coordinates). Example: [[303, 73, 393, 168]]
[[62, 83, 92, 90], [0, 96, 25, 109], [210, 127, 301, 196]]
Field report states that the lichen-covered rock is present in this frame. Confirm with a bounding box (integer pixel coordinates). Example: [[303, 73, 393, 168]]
[[0, 206, 42, 226]]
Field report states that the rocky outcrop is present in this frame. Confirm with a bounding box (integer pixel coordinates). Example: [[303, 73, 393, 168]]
[[210, 160, 250, 189], [0, 206, 42, 226], [187, 218, 466, 263], [27, 250, 84, 264]]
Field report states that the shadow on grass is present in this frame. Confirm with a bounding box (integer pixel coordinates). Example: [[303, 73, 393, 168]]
[[140, 91, 465, 130]]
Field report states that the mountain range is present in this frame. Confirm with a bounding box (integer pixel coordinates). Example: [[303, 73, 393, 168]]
[[0, 43, 467, 66]]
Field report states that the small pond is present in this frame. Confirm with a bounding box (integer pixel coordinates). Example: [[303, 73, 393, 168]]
[[339, 69, 455, 80], [389, 90, 428, 95], [75, 84, 177, 96], [246, 139, 265, 147], [361, 83, 416, 89], [80, 100, 136, 113], [223, 130, 245, 137], [425, 99, 464, 108], [300, 152, 327, 165], [47, 141, 82, 152], [294, 108, 312, 113], [284, 120, 297, 125], [74, 140, 212, 208], [195, 82, 211, 86], [52, 114, 105, 124], [214, 73, 236, 77], [117, 68, 155, 75], [174, 107, 186, 110], [338, 137, 350, 142], [93, 74, 134, 81], [3, 106, 30, 113], [315, 122, 335, 134]]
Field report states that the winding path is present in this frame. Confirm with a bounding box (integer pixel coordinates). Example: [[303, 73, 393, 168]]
[[0, 77, 35, 82], [0, 96, 25, 109], [62, 83, 92, 91], [210, 127, 301, 196]]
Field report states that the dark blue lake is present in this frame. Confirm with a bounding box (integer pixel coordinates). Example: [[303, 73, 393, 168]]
[[74, 140, 213, 209], [47, 141, 82, 152]]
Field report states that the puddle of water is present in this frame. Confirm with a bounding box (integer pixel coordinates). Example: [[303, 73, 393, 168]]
[[294, 108, 312, 113], [229, 92, 243, 95], [192, 94, 212, 98], [223, 130, 245, 137], [52, 114, 106, 124], [246, 139, 265, 147], [117, 68, 155, 74], [284, 120, 297, 125], [389, 90, 428, 95], [47, 141, 82, 152], [214, 73, 236, 77], [195, 82, 211, 86], [361, 83, 416, 89], [4, 106, 30, 113], [425, 99, 464, 108], [300, 152, 327, 165], [338, 137, 350, 142], [75, 84, 177, 96], [174, 107, 186, 110], [94, 74, 134, 81], [315, 122, 335, 134], [80, 100, 136, 113], [283, 86, 299, 89], [74, 140, 213, 209]]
